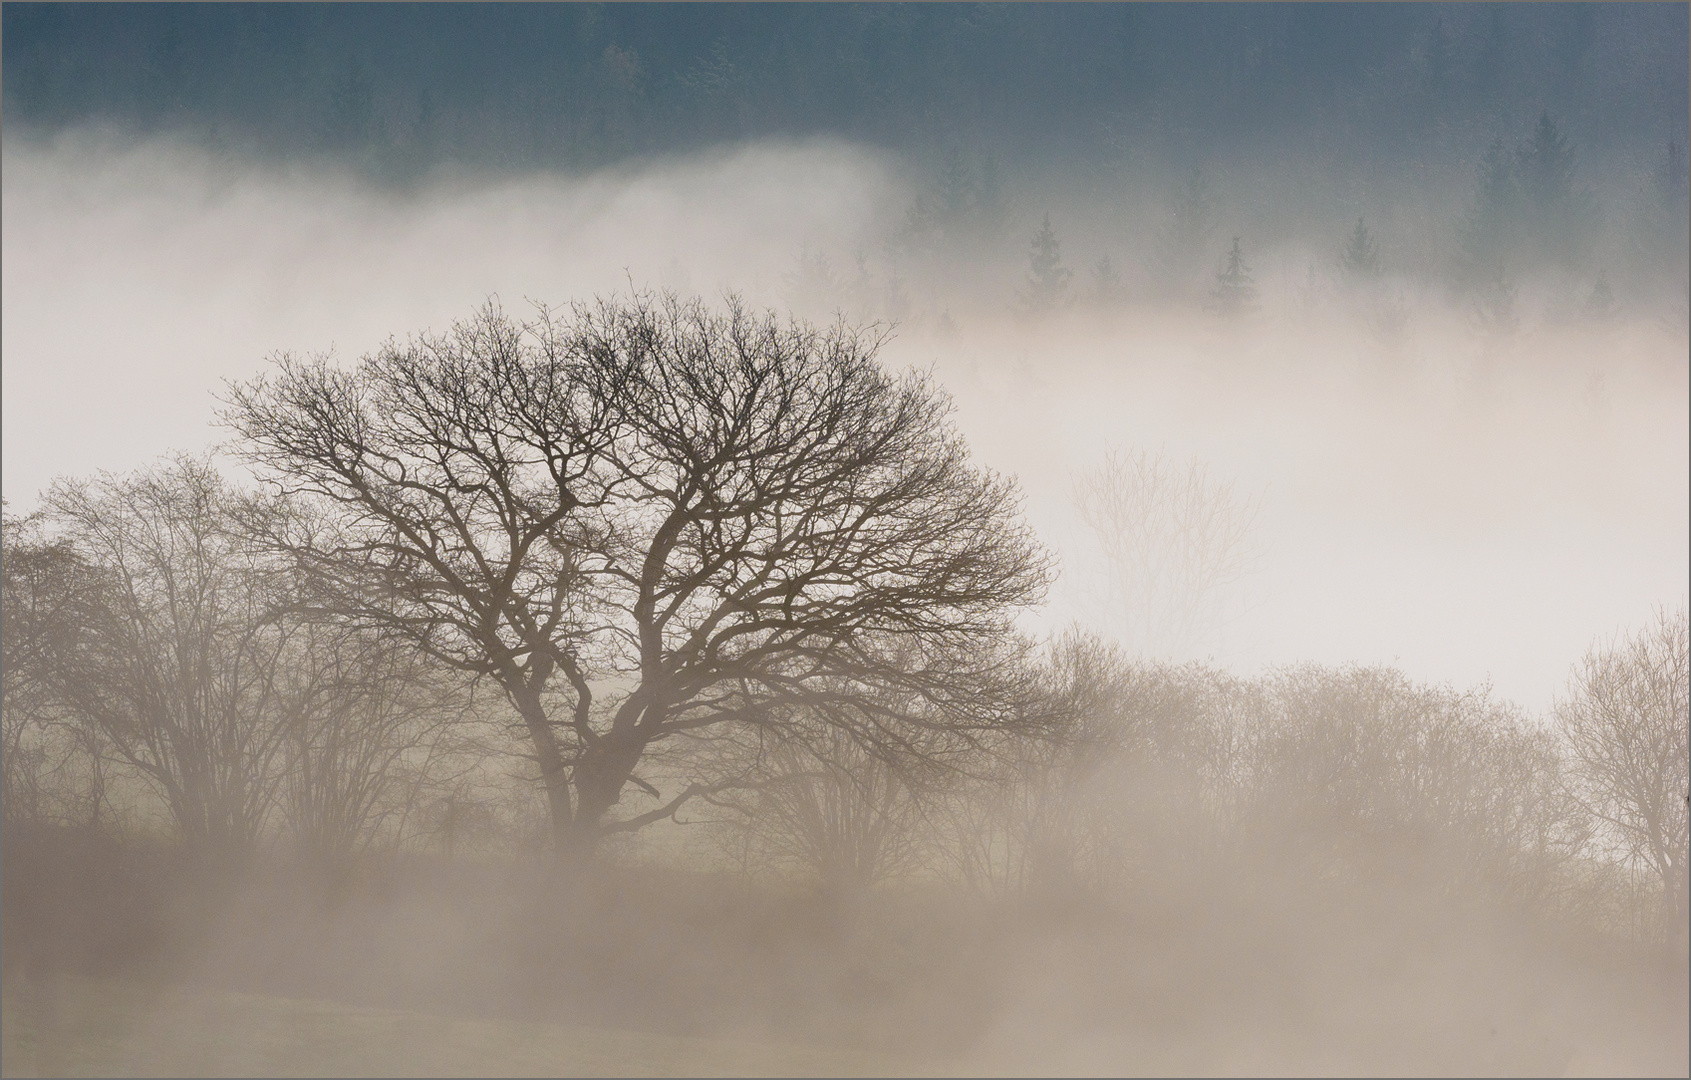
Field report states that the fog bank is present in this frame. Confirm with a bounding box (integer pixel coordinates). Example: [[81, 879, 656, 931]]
[[4, 130, 1686, 715]]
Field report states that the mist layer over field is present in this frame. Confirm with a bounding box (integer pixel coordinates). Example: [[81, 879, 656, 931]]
[[4, 132, 1684, 710]]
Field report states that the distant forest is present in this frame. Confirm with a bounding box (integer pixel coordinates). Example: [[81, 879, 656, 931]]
[[5, 3, 1687, 179]]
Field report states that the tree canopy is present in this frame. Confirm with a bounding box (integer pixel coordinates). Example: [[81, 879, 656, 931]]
[[224, 293, 1049, 854]]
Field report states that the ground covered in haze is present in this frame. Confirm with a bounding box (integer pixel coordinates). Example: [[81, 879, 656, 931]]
[[3, 839, 1686, 1078]]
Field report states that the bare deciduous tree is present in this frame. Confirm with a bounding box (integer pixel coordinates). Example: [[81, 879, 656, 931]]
[[277, 621, 464, 868], [709, 721, 932, 896], [1072, 448, 1259, 658], [1, 509, 109, 831], [41, 458, 294, 860], [225, 293, 1049, 857], [1251, 665, 1581, 907], [1556, 607, 1690, 942], [931, 633, 1232, 899]]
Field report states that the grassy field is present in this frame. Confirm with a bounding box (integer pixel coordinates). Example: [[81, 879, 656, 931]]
[[0, 973, 906, 1078]]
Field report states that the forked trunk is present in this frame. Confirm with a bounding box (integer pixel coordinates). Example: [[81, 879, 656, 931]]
[[510, 688, 583, 857]]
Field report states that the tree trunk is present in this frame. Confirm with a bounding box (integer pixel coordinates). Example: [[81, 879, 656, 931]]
[[509, 690, 576, 853], [570, 739, 644, 835]]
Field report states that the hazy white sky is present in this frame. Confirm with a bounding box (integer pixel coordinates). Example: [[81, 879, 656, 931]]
[[4, 131, 1686, 712]]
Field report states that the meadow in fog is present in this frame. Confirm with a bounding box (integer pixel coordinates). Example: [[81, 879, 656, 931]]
[[2, 5, 1688, 1077]]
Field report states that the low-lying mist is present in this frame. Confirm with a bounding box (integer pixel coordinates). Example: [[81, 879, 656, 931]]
[[5, 130, 1684, 708], [3, 128, 1687, 1077]]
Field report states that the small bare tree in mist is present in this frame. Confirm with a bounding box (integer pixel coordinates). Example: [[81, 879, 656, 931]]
[[1556, 608, 1690, 944], [930, 633, 1243, 900], [707, 722, 932, 896], [225, 292, 1049, 858], [275, 620, 467, 868], [1, 509, 112, 832], [1072, 448, 1259, 659], [38, 458, 294, 860], [1248, 665, 1583, 907]]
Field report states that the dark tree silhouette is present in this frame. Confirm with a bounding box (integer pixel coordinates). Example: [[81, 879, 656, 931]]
[[1461, 112, 1595, 280], [1021, 214, 1073, 312], [1207, 237, 1258, 316], [1516, 112, 1577, 223], [1340, 218, 1381, 280], [225, 293, 1049, 857]]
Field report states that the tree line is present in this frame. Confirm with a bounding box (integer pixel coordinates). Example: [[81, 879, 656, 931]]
[[2, 293, 1685, 950], [8, 6, 1681, 178], [781, 110, 1691, 338]]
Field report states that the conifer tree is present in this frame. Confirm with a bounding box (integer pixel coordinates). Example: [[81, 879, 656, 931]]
[[1516, 112, 1576, 217], [1460, 137, 1520, 281], [1157, 166, 1214, 287], [1655, 138, 1689, 206], [1470, 266, 1520, 335], [1208, 237, 1258, 316], [1091, 254, 1124, 306], [1584, 270, 1616, 320], [1340, 218, 1381, 280], [1022, 213, 1073, 312]]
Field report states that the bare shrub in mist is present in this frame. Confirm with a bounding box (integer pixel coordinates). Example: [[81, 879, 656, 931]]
[[1072, 448, 1259, 659], [273, 620, 470, 870], [928, 633, 1242, 900], [1557, 607, 1691, 946], [1244, 666, 1586, 910], [224, 292, 1050, 858], [705, 723, 932, 896], [926, 630, 1608, 933], [33, 457, 294, 860], [697, 630, 1050, 899], [1, 509, 109, 832]]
